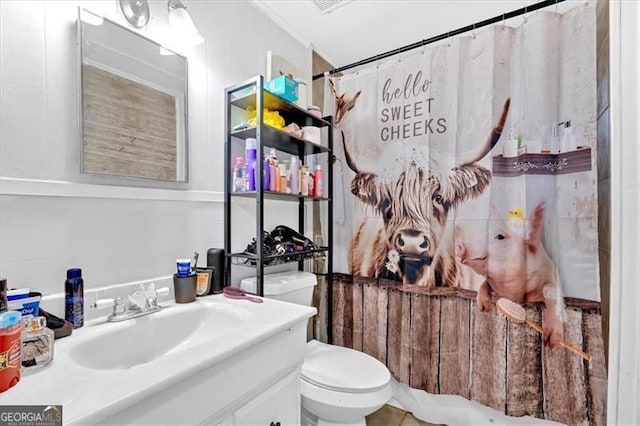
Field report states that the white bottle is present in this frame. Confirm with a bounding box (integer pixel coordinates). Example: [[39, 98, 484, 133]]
[[301, 165, 310, 196], [560, 121, 577, 152], [268, 149, 277, 192], [503, 128, 519, 157], [550, 124, 560, 154], [289, 156, 299, 194]]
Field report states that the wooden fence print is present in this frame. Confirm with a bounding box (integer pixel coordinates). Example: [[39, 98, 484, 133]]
[[331, 274, 607, 426]]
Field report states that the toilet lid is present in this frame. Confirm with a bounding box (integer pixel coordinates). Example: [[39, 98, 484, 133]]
[[301, 340, 391, 393]]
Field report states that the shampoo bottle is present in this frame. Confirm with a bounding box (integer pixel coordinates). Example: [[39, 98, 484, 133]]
[[263, 155, 270, 191], [314, 164, 324, 197], [65, 268, 84, 329], [268, 149, 278, 192], [245, 138, 257, 191], [290, 156, 299, 194]]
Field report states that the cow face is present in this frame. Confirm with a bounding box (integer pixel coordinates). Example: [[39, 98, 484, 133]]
[[350, 160, 493, 286], [330, 77, 510, 286]]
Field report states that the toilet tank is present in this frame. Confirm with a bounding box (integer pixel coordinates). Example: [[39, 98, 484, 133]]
[[240, 271, 317, 306]]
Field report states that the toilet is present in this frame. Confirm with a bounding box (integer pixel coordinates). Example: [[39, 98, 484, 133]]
[[240, 271, 392, 426]]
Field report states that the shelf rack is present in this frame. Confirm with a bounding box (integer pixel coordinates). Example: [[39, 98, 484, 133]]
[[224, 76, 334, 340]]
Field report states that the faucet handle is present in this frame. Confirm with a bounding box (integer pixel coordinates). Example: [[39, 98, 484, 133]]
[[93, 298, 115, 310], [128, 289, 147, 311], [156, 287, 170, 297], [145, 284, 169, 309], [93, 297, 126, 317]]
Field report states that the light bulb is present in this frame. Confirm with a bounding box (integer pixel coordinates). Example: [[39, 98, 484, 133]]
[[168, 3, 204, 47]]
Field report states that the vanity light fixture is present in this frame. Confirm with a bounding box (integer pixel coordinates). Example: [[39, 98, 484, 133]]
[[168, 0, 204, 46], [118, 0, 150, 28]]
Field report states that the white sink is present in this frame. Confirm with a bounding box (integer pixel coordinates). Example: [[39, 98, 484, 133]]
[[2, 295, 316, 425], [69, 302, 246, 370]]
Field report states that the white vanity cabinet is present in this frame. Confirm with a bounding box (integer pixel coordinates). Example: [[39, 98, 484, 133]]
[[2, 297, 315, 425], [96, 321, 308, 425], [231, 371, 299, 425]]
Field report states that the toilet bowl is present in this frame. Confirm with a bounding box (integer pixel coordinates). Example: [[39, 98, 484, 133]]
[[300, 340, 392, 426], [240, 271, 392, 425]]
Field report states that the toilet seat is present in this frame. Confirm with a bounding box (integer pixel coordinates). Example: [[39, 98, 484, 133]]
[[301, 340, 391, 393]]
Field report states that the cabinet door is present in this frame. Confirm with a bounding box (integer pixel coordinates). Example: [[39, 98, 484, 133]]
[[233, 372, 299, 426]]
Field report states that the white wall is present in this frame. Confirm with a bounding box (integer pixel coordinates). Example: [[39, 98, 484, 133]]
[[0, 0, 307, 296], [607, 1, 640, 424]]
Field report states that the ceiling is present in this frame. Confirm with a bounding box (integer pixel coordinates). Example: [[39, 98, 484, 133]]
[[252, 0, 579, 70]]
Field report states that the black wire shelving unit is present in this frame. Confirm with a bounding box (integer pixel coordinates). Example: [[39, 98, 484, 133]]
[[224, 75, 334, 342]]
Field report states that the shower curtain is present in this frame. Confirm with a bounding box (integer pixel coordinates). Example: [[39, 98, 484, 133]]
[[326, 3, 606, 424]]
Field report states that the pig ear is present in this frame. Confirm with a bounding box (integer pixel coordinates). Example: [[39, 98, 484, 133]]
[[527, 202, 546, 245]]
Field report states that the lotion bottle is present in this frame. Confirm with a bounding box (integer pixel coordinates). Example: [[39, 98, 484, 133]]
[[290, 156, 299, 194]]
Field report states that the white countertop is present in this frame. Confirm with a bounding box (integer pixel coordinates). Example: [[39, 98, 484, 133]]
[[1, 295, 316, 425]]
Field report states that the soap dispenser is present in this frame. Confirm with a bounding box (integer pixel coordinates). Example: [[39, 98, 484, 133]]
[[549, 123, 560, 153], [560, 121, 577, 152], [503, 127, 519, 157]]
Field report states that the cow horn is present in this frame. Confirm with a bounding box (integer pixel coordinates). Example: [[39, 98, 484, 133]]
[[461, 98, 511, 166], [328, 78, 339, 98], [341, 130, 360, 174]]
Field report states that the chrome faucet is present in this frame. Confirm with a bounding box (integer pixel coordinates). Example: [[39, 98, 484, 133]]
[[93, 283, 170, 322]]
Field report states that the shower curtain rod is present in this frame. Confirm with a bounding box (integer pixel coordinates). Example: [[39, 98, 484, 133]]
[[312, 0, 565, 81]]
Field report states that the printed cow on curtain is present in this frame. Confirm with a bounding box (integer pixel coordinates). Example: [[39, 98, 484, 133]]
[[330, 80, 511, 287]]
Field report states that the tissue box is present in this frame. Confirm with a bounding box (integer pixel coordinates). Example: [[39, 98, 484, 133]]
[[264, 76, 298, 103]]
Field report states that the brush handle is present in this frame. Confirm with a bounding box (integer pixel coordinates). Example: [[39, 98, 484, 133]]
[[525, 320, 591, 362]]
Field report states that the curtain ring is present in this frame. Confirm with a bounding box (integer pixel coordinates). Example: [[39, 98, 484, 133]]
[[502, 12, 506, 28], [555, 0, 559, 14], [523, 4, 528, 23], [447, 32, 452, 47], [472, 23, 476, 39]]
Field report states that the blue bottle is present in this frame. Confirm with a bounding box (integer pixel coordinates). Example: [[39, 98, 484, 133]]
[[65, 268, 84, 328]]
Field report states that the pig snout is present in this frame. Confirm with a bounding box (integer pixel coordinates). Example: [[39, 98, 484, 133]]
[[456, 234, 488, 277]]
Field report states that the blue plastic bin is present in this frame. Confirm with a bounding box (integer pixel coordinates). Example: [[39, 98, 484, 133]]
[[264, 76, 298, 103]]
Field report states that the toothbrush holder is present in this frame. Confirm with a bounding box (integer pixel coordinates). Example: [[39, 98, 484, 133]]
[[173, 273, 197, 303]]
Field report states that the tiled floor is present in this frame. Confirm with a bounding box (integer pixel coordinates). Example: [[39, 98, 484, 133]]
[[366, 404, 444, 426]]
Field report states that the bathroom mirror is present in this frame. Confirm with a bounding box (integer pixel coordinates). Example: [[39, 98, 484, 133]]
[[78, 8, 188, 182]]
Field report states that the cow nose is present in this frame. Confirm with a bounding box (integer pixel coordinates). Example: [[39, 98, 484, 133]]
[[395, 230, 429, 254]]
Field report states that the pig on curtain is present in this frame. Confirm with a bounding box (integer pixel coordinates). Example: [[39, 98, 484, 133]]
[[325, 3, 606, 424]]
